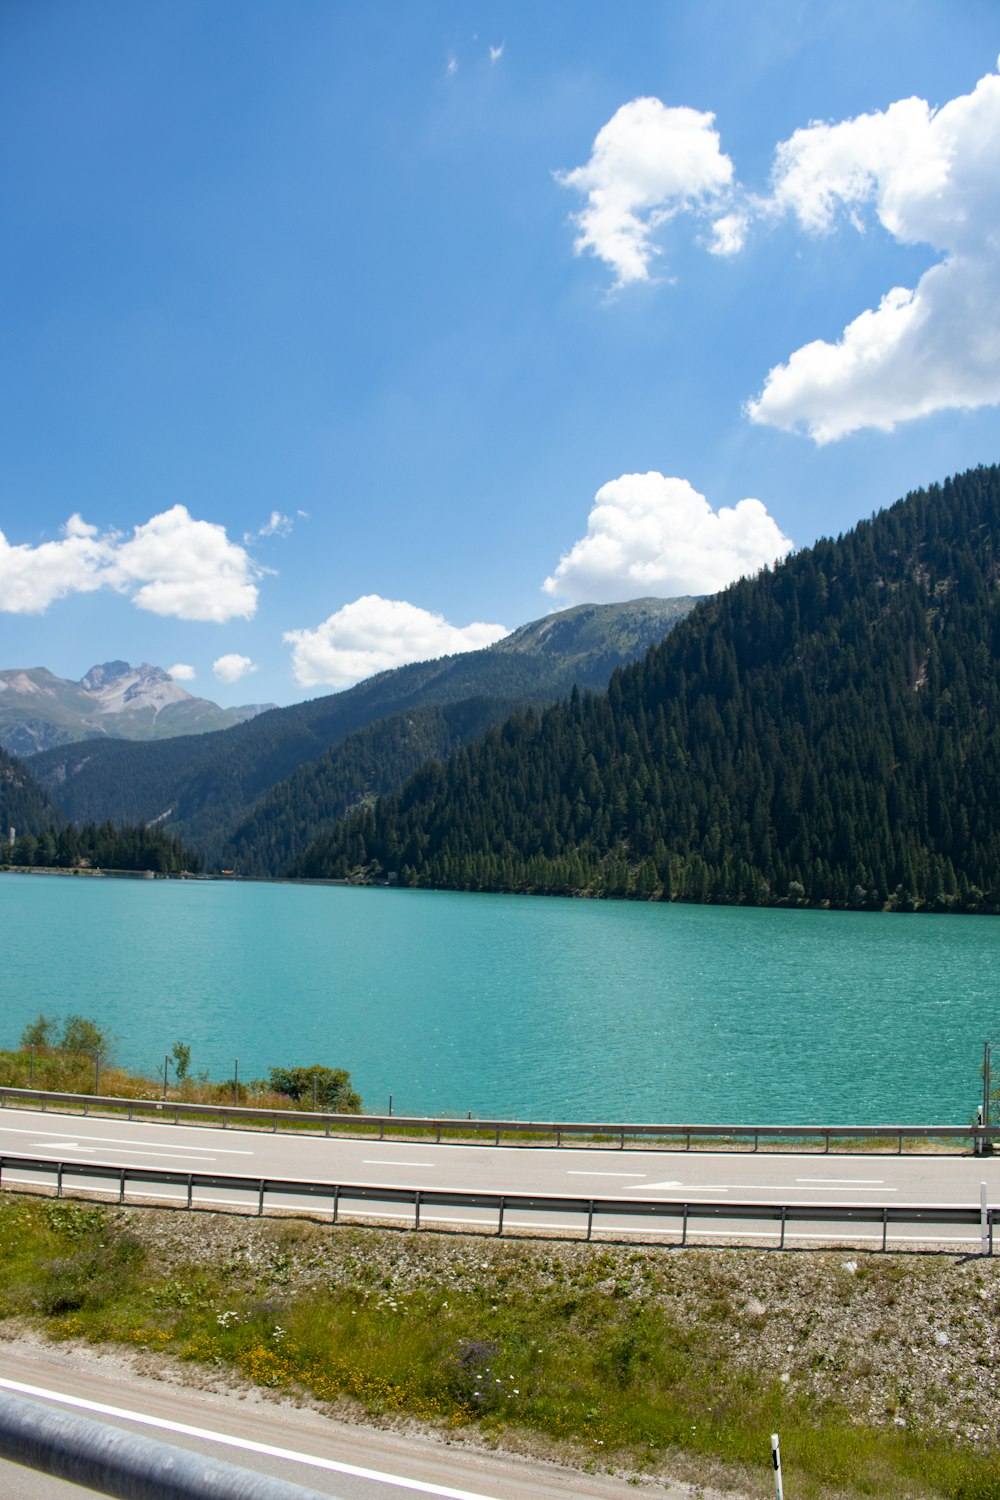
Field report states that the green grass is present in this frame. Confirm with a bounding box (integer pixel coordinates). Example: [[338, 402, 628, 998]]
[[1, 1195, 997, 1499]]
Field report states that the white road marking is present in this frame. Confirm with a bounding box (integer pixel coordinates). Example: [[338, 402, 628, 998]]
[[31, 1143, 89, 1152], [566, 1170, 648, 1178], [0, 1378, 502, 1499], [637, 1181, 897, 1194], [0, 1124, 250, 1154], [26, 1144, 226, 1163], [796, 1177, 884, 1184], [364, 1160, 437, 1168]]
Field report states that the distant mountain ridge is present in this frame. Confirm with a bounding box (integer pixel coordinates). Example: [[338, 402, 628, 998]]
[[29, 597, 698, 867], [0, 661, 274, 756]]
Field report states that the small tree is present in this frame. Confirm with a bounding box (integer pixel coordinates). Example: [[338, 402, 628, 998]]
[[268, 1064, 362, 1114], [171, 1041, 191, 1081], [59, 1015, 115, 1062], [20, 1014, 55, 1051]]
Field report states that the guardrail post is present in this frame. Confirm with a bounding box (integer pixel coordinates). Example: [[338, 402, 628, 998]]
[[779, 1205, 786, 1250], [272, 1114, 277, 1133], [325, 1116, 330, 1138], [379, 1118, 385, 1141], [222, 1111, 228, 1130], [186, 1174, 193, 1210], [824, 1131, 830, 1154], [882, 1206, 888, 1251], [332, 1185, 339, 1224], [414, 1190, 421, 1230], [557, 1129, 562, 1147], [497, 1196, 505, 1236], [119, 1169, 125, 1205], [619, 1129, 625, 1150], [56, 1163, 63, 1199], [127, 1103, 133, 1122], [898, 1132, 903, 1154], [753, 1132, 759, 1152], [586, 1201, 594, 1241], [685, 1130, 691, 1151], [681, 1203, 688, 1246], [495, 1125, 500, 1146], [258, 1181, 265, 1217]]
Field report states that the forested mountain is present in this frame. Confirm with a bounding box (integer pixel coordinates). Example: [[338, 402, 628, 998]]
[[0, 746, 65, 838], [0, 661, 272, 756], [29, 598, 696, 865], [292, 466, 1000, 914], [220, 697, 526, 875]]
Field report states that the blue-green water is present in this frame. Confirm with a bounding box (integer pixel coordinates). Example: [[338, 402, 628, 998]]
[[1, 873, 998, 1124]]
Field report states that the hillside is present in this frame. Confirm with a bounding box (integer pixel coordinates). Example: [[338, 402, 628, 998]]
[[0, 661, 272, 757], [292, 465, 1000, 913], [0, 746, 65, 839], [30, 598, 697, 866]]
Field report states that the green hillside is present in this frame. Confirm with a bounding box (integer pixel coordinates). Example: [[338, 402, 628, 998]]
[[0, 746, 65, 840], [30, 597, 696, 866], [292, 466, 1000, 913]]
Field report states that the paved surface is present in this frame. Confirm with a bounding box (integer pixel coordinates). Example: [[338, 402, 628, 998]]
[[0, 1342, 705, 1499], [0, 1107, 998, 1246]]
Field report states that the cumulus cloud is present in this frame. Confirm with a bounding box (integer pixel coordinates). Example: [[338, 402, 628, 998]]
[[168, 663, 196, 682], [543, 473, 793, 605], [748, 62, 1000, 440], [0, 505, 260, 620], [284, 594, 509, 690], [556, 97, 737, 285], [213, 653, 258, 685]]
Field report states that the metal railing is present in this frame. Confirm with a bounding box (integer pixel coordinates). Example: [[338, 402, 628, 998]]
[[0, 1085, 990, 1154], [0, 1151, 993, 1252], [0, 1386, 338, 1498]]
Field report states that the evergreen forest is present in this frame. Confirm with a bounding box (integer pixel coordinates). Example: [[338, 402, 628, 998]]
[[291, 466, 1000, 914]]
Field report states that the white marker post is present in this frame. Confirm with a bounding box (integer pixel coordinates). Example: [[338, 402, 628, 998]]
[[771, 1432, 784, 1499]]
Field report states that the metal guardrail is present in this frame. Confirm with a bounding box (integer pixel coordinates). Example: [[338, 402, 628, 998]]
[[0, 1386, 338, 1498], [0, 1085, 991, 1154], [0, 1151, 993, 1252]]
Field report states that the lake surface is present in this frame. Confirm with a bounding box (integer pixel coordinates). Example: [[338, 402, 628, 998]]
[[1, 873, 998, 1124]]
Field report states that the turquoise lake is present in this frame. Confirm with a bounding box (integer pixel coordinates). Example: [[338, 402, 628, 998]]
[[1, 872, 998, 1124]]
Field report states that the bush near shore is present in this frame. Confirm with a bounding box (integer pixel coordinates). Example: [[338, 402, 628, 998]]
[[1, 1196, 999, 1500]]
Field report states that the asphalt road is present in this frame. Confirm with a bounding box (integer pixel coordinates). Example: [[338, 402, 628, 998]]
[[0, 1342, 706, 1500], [0, 1106, 998, 1247]]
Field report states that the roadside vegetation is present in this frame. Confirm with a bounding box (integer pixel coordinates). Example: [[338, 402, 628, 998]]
[[0, 1015, 361, 1114], [1, 1195, 999, 1500]]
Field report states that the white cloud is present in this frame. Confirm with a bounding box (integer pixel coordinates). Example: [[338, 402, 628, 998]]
[[543, 473, 793, 605], [707, 211, 748, 257], [0, 504, 260, 620], [447, 54, 458, 77], [244, 510, 294, 542], [284, 594, 509, 690], [489, 42, 504, 63], [167, 663, 196, 682], [557, 97, 736, 285], [112, 506, 259, 621], [213, 653, 258, 685], [748, 63, 1000, 440]]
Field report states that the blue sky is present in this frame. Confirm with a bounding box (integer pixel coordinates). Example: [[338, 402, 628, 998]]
[[1, 0, 998, 706]]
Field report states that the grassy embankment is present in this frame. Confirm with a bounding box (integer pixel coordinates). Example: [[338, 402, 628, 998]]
[[1, 1193, 999, 1500]]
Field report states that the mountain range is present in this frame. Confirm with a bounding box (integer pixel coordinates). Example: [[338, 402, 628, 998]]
[[24, 597, 697, 869], [0, 660, 274, 757]]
